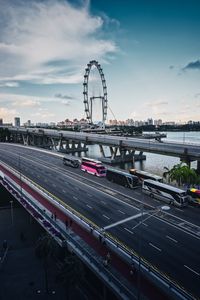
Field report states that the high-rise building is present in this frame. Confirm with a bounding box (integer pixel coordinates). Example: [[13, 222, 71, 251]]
[[14, 117, 20, 127]]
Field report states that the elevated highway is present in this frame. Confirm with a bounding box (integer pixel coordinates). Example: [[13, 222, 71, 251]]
[[0, 143, 200, 300], [6, 127, 200, 167]]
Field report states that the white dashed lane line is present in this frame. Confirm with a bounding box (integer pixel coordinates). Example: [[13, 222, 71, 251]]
[[73, 196, 78, 200], [101, 200, 106, 205], [175, 208, 184, 212], [166, 235, 178, 243], [149, 243, 162, 252], [142, 223, 148, 227], [103, 214, 110, 220], [62, 189, 66, 193], [87, 193, 92, 197], [124, 227, 134, 234], [184, 265, 200, 276], [118, 210, 125, 215], [86, 204, 93, 209]]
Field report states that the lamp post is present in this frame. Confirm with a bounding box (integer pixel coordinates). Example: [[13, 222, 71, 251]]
[[101, 204, 170, 300], [136, 205, 170, 300], [10, 200, 14, 225]]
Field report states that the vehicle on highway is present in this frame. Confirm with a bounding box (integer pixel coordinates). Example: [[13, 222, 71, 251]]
[[129, 168, 163, 183], [63, 155, 80, 168], [81, 157, 106, 177], [142, 179, 188, 207], [106, 168, 139, 188], [187, 188, 200, 206]]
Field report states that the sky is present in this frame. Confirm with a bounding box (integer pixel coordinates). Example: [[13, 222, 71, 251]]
[[0, 0, 200, 124]]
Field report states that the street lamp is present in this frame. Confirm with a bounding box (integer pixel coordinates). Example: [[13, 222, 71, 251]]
[[136, 205, 170, 300], [10, 200, 14, 225], [101, 204, 170, 300]]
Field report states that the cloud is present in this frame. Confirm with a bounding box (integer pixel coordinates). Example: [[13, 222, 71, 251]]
[[146, 100, 168, 107], [194, 93, 200, 98], [0, 107, 18, 122], [0, 82, 19, 87], [54, 93, 75, 100], [12, 99, 40, 108], [0, 0, 117, 85], [182, 59, 200, 71]]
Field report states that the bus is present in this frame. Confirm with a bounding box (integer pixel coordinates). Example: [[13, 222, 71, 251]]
[[142, 179, 188, 207], [187, 188, 200, 206], [106, 168, 139, 189], [81, 157, 106, 177], [129, 168, 163, 183], [63, 155, 80, 168]]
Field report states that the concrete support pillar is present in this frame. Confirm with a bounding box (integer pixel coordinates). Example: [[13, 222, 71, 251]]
[[109, 146, 114, 156], [99, 145, 105, 157]]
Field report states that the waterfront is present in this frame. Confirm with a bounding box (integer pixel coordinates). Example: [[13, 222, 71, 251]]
[[86, 131, 200, 176]]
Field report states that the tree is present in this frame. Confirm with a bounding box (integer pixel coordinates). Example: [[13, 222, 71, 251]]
[[35, 234, 58, 294], [56, 253, 84, 299], [163, 163, 200, 187]]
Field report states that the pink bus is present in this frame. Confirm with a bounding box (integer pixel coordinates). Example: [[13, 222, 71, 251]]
[[81, 157, 106, 177]]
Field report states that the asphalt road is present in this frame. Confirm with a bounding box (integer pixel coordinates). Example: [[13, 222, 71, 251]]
[[0, 143, 200, 298]]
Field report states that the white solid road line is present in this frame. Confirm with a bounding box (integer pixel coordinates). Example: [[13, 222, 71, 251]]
[[166, 235, 178, 243], [86, 204, 92, 209], [124, 227, 134, 234], [184, 265, 200, 276], [149, 242, 162, 252], [103, 214, 110, 220], [118, 210, 125, 214]]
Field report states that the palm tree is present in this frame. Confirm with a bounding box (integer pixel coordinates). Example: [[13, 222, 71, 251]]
[[35, 234, 58, 294], [163, 163, 200, 187], [56, 253, 84, 299]]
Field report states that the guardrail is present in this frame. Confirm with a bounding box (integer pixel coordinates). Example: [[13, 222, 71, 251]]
[[0, 160, 197, 300]]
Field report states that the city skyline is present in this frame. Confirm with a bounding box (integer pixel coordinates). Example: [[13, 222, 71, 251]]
[[0, 0, 200, 123]]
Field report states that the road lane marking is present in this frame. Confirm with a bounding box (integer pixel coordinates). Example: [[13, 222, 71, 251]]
[[124, 227, 134, 234], [134, 191, 140, 195], [62, 189, 66, 193], [101, 200, 106, 205], [44, 179, 48, 182], [166, 235, 178, 243], [142, 223, 148, 227], [52, 183, 56, 187], [73, 196, 78, 200], [149, 243, 162, 252], [75, 187, 79, 191], [118, 210, 125, 215], [184, 265, 200, 276], [87, 193, 92, 197], [86, 204, 92, 209], [103, 214, 110, 220], [175, 208, 184, 212]]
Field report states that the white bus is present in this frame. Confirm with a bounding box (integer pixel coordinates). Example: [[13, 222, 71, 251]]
[[129, 169, 163, 183], [142, 179, 188, 207], [63, 155, 80, 168]]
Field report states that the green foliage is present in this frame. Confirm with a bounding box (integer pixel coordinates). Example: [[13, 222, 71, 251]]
[[163, 163, 200, 186]]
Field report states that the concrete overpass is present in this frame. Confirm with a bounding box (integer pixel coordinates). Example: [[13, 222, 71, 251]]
[[6, 127, 200, 168], [0, 144, 200, 300]]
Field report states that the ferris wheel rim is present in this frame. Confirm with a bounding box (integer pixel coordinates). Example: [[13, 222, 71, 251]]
[[83, 60, 108, 124]]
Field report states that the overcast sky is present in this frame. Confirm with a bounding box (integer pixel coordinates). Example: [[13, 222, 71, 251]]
[[0, 0, 200, 124]]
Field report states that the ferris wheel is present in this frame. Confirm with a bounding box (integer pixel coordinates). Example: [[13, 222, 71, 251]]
[[83, 60, 108, 125]]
